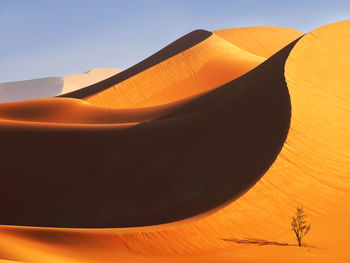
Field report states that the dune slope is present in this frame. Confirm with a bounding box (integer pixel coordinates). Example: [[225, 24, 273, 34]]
[[59, 30, 213, 99], [214, 26, 303, 57], [61, 27, 302, 109], [84, 33, 264, 108]]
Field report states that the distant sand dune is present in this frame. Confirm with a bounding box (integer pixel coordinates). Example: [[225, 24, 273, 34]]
[[0, 22, 349, 263], [0, 68, 120, 103]]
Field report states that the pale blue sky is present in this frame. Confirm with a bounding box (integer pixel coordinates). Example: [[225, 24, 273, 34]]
[[0, 0, 349, 82]]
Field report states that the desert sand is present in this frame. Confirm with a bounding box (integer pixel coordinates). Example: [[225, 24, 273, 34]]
[[0, 68, 120, 103], [0, 21, 349, 263], [214, 26, 303, 57]]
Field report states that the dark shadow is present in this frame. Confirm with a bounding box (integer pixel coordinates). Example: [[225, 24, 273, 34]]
[[221, 238, 318, 248], [58, 30, 212, 99], [0, 227, 95, 246], [221, 238, 292, 246]]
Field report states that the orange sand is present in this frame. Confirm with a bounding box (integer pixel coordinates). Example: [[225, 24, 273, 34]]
[[84, 32, 265, 108], [0, 22, 349, 263], [83, 27, 302, 108], [214, 26, 303, 57]]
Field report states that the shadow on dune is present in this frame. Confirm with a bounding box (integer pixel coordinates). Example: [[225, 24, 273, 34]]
[[221, 238, 292, 246], [59, 30, 212, 99], [0, 38, 299, 228], [221, 237, 319, 248]]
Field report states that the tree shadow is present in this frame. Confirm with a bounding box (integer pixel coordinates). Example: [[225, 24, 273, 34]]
[[221, 238, 318, 248]]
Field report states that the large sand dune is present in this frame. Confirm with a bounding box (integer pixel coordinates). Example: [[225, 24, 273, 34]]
[[0, 41, 291, 227], [0, 22, 349, 263]]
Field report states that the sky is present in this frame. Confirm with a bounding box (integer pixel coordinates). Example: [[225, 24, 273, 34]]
[[0, 0, 349, 82]]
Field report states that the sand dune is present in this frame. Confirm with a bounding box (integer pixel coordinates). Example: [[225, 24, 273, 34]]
[[61, 27, 302, 109], [0, 77, 63, 103], [82, 32, 265, 108], [0, 41, 290, 227], [0, 26, 295, 228], [0, 97, 187, 125], [59, 30, 213, 99], [0, 22, 349, 263], [0, 68, 120, 103], [62, 68, 121, 94]]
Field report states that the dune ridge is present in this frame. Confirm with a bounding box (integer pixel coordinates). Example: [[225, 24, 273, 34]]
[[83, 33, 265, 108], [59, 30, 213, 99], [60, 27, 302, 109], [214, 26, 303, 57]]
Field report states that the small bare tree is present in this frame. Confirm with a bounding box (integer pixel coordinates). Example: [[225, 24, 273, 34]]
[[291, 206, 311, 246]]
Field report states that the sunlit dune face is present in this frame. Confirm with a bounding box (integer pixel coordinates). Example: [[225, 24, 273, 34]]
[[285, 20, 350, 190], [58, 30, 213, 100], [0, 98, 186, 125], [130, 49, 264, 108], [83, 27, 302, 110], [214, 26, 303, 57], [84, 33, 264, 109]]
